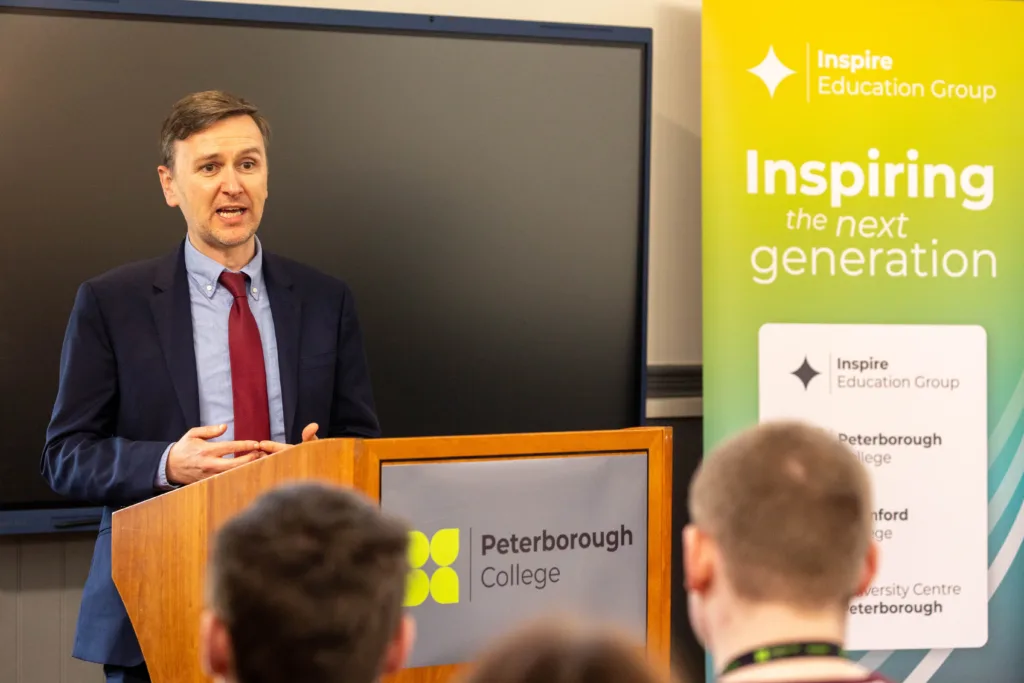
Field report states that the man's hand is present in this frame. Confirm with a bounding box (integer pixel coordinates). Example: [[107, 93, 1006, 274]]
[[257, 422, 319, 455], [166, 424, 262, 486]]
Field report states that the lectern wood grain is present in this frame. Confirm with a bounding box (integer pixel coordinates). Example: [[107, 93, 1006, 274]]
[[111, 429, 672, 683], [111, 439, 356, 683]]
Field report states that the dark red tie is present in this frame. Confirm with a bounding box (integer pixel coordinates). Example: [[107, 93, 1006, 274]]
[[219, 271, 271, 442]]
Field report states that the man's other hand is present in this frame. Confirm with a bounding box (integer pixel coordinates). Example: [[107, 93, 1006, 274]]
[[166, 424, 262, 485], [257, 422, 319, 455]]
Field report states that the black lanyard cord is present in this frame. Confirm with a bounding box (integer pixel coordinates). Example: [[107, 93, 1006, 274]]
[[722, 642, 846, 674]]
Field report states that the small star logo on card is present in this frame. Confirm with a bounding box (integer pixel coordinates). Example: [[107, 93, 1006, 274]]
[[791, 356, 820, 389]]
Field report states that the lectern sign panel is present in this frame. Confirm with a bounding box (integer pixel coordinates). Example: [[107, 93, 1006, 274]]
[[380, 453, 648, 668]]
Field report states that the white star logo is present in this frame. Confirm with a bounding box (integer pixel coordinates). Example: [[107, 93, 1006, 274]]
[[748, 46, 796, 97]]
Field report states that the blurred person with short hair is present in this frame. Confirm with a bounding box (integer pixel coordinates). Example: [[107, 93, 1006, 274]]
[[684, 421, 891, 682], [461, 616, 677, 683], [200, 482, 415, 683]]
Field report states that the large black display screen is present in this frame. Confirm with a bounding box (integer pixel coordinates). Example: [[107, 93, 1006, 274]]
[[0, 1, 650, 513]]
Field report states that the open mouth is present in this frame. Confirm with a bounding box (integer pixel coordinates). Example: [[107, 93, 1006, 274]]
[[216, 207, 247, 218]]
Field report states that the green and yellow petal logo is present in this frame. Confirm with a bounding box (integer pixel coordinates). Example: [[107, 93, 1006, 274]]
[[404, 528, 460, 607]]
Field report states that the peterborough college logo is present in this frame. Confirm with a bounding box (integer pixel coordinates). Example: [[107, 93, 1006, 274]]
[[405, 528, 460, 607]]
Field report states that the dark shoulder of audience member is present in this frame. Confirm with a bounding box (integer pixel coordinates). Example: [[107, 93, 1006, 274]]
[[461, 617, 675, 683], [206, 482, 411, 683]]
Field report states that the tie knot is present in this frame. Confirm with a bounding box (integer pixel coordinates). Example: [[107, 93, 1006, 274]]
[[218, 271, 249, 299]]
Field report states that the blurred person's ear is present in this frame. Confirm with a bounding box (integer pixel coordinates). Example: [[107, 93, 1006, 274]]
[[683, 524, 715, 647], [854, 540, 880, 596], [381, 614, 417, 675], [199, 608, 234, 680], [683, 524, 714, 594]]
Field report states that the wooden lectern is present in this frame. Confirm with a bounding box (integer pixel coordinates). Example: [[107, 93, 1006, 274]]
[[111, 428, 673, 683]]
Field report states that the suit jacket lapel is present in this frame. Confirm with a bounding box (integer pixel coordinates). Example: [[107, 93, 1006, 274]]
[[150, 241, 200, 427], [264, 254, 301, 441]]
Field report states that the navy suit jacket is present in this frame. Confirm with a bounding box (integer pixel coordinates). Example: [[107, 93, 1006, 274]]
[[41, 240, 380, 666]]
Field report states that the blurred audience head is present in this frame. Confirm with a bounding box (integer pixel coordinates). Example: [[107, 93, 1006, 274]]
[[684, 421, 878, 677], [200, 482, 415, 683], [461, 616, 674, 683]]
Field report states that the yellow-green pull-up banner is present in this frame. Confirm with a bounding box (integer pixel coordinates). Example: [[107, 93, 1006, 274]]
[[702, 1, 1024, 680]]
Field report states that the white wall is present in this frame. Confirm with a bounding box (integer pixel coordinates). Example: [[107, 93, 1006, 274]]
[[0, 536, 104, 683], [203, 0, 705, 365]]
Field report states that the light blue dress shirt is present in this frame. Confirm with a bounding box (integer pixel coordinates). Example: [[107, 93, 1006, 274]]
[[156, 235, 286, 488]]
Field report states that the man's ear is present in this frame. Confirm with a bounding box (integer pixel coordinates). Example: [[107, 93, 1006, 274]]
[[854, 541, 880, 596], [199, 608, 233, 679], [683, 524, 713, 594], [157, 165, 180, 207], [381, 614, 416, 675]]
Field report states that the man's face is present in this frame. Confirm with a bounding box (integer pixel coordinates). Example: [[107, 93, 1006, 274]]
[[158, 115, 268, 254]]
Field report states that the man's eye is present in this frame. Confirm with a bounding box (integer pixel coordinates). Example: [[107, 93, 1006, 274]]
[[200, 164, 217, 173], [241, 161, 255, 170]]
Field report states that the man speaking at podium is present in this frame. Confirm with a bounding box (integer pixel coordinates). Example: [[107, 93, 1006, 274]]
[[41, 91, 381, 683]]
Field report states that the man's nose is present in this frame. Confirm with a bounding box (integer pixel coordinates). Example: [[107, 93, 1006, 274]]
[[221, 168, 243, 195]]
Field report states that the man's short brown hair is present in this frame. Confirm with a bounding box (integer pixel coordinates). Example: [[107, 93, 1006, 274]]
[[688, 420, 873, 608], [159, 90, 271, 168], [207, 482, 410, 683]]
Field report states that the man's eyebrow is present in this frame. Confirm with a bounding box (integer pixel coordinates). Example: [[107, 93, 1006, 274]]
[[193, 148, 263, 165], [194, 152, 222, 165]]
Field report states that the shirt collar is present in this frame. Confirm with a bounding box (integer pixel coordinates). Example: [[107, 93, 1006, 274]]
[[184, 234, 265, 301]]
